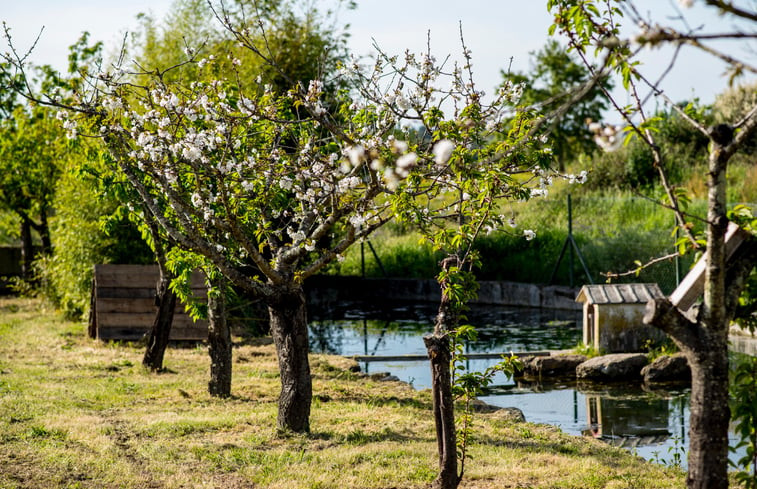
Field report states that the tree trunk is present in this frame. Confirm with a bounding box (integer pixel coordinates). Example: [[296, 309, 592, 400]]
[[208, 276, 232, 398], [142, 262, 177, 371], [425, 256, 461, 489], [19, 215, 33, 281], [142, 211, 177, 372], [644, 135, 742, 489], [424, 327, 459, 489], [268, 285, 311, 433], [686, 340, 730, 489], [37, 207, 52, 255]]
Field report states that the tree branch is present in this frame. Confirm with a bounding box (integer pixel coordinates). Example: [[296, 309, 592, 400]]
[[643, 297, 701, 350], [704, 0, 757, 23]]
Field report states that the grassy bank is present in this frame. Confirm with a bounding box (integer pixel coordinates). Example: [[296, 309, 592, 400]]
[[329, 190, 699, 294], [0, 297, 685, 488]]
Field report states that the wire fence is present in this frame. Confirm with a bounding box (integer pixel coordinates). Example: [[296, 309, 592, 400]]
[[549, 194, 757, 295], [547, 194, 688, 295]]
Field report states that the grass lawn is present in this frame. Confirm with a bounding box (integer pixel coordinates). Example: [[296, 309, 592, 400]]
[[0, 296, 685, 488]]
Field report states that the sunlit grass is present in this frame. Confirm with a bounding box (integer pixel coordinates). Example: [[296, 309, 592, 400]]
[[0, 296, 685, 488]]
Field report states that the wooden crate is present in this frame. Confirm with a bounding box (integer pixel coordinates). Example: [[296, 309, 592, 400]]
[[89, 264, 208, 341]]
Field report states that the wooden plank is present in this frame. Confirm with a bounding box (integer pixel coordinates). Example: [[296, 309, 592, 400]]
[[96, 297, 157, 314], [96, 287, 206, 299], [97, 325, 207, 341], [670, 222, 750, 311], [95, 298, 205, 316], [92, 264, 211, 340], [94, 264, 161, 288], [97, 312, 205, 328], [351, 351, 552, 362], [97, 287, 157, 299], [94, 264, 206, 288]]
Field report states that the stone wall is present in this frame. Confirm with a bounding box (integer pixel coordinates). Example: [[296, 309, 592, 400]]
[[305, 275, 580, 311]]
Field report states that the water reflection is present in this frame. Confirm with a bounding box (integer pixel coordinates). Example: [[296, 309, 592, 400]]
[[308, 301, 582, 359], [582, 388, 677, 445], [306, 301, 749, 467]]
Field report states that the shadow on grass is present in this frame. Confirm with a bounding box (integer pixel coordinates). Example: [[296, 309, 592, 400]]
[[473, 430, 621, 460]]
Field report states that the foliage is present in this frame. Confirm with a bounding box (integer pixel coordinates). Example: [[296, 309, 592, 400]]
[[131, 0, 352, 96], [11, 0, 583, 439], [325, 230, 442, 278], [451, 324, 521, 469], [572, 341, 603, 358], [731, 354, 757, 488], [548, 2, 757, 488], [643, 338, 679, 361], [582, 101, 712, 192], [501, 39, 612, 168], [0, 210, 19, 245], [0, 105, 64, 241], [713, 82, 757, 155], [36, 156, 152, 319], [327, 187, 701, 294], [730, 204, 757, 333]]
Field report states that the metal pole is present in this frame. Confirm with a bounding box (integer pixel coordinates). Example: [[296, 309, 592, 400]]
[[361, 241, 365, 278], [568, 194, 575, 288], [675, 218, 682, 287]]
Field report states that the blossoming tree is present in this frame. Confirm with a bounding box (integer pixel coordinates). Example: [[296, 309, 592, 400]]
[[3, 2, 574, 437], [355, 33, 589, 488], [548, 1, 757, 487]]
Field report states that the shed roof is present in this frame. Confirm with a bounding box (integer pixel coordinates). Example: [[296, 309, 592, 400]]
[[575, 283, 663, 305]]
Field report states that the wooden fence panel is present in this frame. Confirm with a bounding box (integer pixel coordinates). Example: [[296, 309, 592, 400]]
[[90, 264, 208, 341]]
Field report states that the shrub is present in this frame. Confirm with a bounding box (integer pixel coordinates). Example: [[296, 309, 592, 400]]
[[37, 168, 152, 320]]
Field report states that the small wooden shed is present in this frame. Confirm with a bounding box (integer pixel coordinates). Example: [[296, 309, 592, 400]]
[[89, 264, 208, 341], [576, 283, 665, 353]]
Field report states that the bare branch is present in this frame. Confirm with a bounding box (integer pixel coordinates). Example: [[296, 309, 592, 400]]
[[705, 0, 757, 23], [602, 252, 680, 280]]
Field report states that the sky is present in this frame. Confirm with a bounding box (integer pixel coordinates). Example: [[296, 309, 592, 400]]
[[2, 0, 755, 122]]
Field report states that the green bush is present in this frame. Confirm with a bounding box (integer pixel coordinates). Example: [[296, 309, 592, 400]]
[[37, 168, 152, 320], [327, 232, 440, 278], [328, 189, 701, 295]]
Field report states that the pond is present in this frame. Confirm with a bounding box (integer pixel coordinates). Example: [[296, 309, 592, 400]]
[[308, 301, 749, 468]]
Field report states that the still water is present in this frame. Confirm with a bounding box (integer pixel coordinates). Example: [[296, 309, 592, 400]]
[[308, 301, 746, 468]]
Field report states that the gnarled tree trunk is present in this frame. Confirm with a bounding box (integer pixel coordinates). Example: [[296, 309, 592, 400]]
[[142, 212, 177, 372], [645, 125, 757, 489], [142, 260, 177, 371], [208, 275, 232, 397], [268, 285, 311, 433]]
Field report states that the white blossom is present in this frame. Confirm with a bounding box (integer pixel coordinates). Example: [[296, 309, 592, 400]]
[[523, 229, 536, 241], [349, 215, 366, 228], [346, 145, 365, 167], [103, 96, 123, 111], [383, 168, 400, 191], [182, 144, 202, 162], [433, 140, 455, 166], [395, 152, 417, 177], [62, 119, 78, 139], [392, 139, 409, 153]]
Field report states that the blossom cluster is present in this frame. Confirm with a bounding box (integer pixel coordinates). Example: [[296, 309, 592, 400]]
[[54, 31, 584, 283]]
